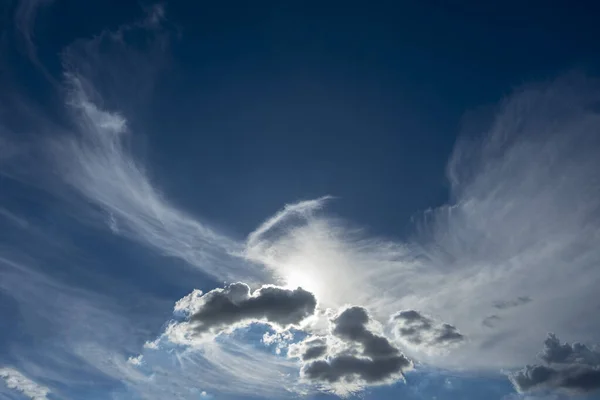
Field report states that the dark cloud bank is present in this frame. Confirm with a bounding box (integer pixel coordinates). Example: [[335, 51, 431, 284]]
[[510, 333, 600, 394]]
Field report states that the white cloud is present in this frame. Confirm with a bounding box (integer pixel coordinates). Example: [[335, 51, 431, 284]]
[[0, 367, 50, 400], [53, 76, 256, 283]]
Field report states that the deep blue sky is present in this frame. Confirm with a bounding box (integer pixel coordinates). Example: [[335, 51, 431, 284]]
[[11, 0, 600, 239]]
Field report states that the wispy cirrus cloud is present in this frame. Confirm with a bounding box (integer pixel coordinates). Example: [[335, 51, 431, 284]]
[[53, 77, 251, 281], [42, 8, 266, 285], [12, 0, 54, 77], [0, 367, 50, 400]]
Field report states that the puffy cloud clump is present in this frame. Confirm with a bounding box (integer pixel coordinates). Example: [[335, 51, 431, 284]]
[[290, 306, 412, 394], [510, 333, 600, 394], [165, 283, 317, 345]]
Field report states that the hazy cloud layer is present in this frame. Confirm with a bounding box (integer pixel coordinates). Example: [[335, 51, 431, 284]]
[[482, 315, 501, 328], [510, 334, 600, 394], [493, 296, 532, 310]]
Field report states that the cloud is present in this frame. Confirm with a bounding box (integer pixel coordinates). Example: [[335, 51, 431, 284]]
[[510, 364, 600, 394], [242, 74, 600, 372], [55, 75, 249, 279], [493, 296, 533, 310], [169, 283, 317, 339], [11, 0, 55, 79], [509, 334, 600, 394], [262, 330, 294, 355], [294, 306, 412, 395], [391, 310, 465, 350], [0, 247, 175, 399], [288, 336, 328, 361], [122, 283, 319, 397], [130, 317, 307, 398], [540, 333, 600, 366], [332, 307, 401, 358], [41, 12, 266, 285], [246, 196, 334, 251], [0, 367, 50, 400]]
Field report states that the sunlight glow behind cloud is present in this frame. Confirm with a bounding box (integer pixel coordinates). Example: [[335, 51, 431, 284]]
[[1, 2, 599, 399]]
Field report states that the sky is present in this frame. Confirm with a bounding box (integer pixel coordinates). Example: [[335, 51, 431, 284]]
[[1, 1, 600, 399]]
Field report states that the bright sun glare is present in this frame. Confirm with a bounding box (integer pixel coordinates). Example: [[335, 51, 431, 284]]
[[284, 269, 321, 295]]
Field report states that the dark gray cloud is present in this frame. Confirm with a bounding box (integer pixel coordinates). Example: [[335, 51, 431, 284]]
[[493, 296, 532, 310], [302, 344, 328, 361], [392, 310, 465, 348], [303, 354, 410, 385], [300, 306, 412, 387], [510, 364, 600, 393], [182, 283, 317, 335], [333, 307, 400, 358], [287, 335, 328, 361], [510, 334, 600, 394], [297, 337, 328, 361], [540, 333, 600, 366]]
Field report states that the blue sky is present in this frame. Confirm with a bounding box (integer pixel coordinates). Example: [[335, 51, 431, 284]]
[[1, 1, 600, 399]]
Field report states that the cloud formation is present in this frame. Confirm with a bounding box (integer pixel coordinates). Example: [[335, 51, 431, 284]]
[[12, 0, 55, 80], [540, 333, 600, 366], [172, 283, 317, 338], [288, 336, 329, 362], [392, 310, 465, 349], [493, 296, 532, 310], [242, 74, 600, 373], [292, 306, 412, 394], [54, 75, 252, 282], [0, 367, 50, 400], [129, 284, 315, 398], [510, 334, 600, 394]]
